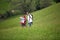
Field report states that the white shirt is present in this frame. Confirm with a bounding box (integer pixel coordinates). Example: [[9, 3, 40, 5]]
[[27, 14, 33, 23]]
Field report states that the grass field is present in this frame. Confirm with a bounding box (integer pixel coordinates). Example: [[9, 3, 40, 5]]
[[0, 3, 60, 40]]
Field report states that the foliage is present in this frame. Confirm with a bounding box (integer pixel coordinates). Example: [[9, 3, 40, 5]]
[[0, 0, 56, 19]]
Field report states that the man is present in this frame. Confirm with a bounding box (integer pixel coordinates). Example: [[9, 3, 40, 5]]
[[27, 12, 33, 27]]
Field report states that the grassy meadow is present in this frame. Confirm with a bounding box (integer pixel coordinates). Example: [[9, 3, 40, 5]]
[[0, 3, 60, 40]]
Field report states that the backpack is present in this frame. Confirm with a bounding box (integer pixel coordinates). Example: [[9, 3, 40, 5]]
[[31, 14, 33, 20], [29, 14, 33, 20]]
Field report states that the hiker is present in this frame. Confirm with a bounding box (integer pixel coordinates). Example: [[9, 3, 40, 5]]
[[27, 12, 33, 27], [20, 16, 26, 27]]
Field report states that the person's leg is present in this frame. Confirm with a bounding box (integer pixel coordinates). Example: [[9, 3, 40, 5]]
[[31, 22, 33, 24], [21, 24, 23, 27], [30, 22, 32, 26], [23, 24, 26, 27], [28, 22, 31, 27]]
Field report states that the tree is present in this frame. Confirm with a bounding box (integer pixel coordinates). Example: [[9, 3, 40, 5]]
[[54, 0, 60, 3], [40, 0, 54, 8]]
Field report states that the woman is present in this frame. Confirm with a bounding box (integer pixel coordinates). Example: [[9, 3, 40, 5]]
[[23, 15, 27, 26], [20, 15, 27, 27]]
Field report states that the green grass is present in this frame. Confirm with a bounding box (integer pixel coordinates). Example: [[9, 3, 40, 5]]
[[0, 3, 60, 40]]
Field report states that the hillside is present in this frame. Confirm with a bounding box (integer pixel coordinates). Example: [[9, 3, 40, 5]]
[[0, 3, 60, 40]]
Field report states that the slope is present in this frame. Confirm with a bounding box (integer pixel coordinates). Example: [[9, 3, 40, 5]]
[[0, 3, 60, 40]]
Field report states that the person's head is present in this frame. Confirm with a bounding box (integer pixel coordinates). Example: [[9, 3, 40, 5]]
[[26, 12, 29, 15]]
